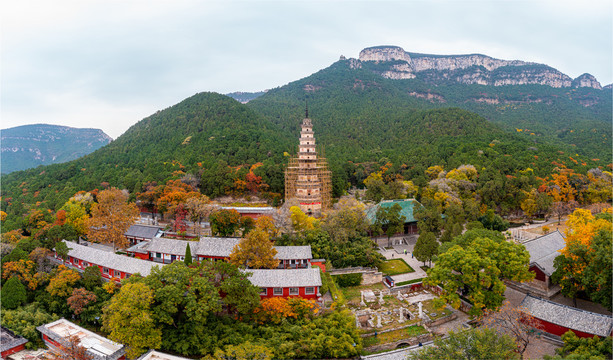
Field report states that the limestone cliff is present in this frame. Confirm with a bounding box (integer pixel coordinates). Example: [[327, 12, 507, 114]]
[[355, 46, 599, 89]]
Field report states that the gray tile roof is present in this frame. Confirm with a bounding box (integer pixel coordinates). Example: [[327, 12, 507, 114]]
[[522, 230, 566, 276], [520, 294, 613, 337], [134, 237, 312, 260], [142, 237, 198, 256], [272, 246, 312, 260], [246, 268, 322, 288], [59, 240, 164, 276], [0, 326, 28, 352], [220, 206, 275, 214], [196, 237, 241, 257], [124, 225, 163, 239]]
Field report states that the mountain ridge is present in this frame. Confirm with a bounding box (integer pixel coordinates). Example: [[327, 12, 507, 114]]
[[1, 124, 112, 174]]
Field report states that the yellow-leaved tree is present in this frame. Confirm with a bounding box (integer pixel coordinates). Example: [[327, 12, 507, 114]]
[[229, 229, 279, 269], [87, 188, 139, 251]]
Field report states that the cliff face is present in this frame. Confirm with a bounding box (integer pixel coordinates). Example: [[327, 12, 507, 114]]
[[356, 46, 600, 89], [1, 124, 112, 174]]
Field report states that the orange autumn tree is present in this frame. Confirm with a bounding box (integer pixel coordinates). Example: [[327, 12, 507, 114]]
[[47, 265, 81, 297], [254, 297, 318, 324], [156, 179, 201, 218], [2, 259, 41, 290], [552, 208, 612, 309], [87, 188, 139, 251]]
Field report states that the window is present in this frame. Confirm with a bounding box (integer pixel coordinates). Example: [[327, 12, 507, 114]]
[[260, 288, 268, 296], [156, 253, 161, 258], [114, 270, 121, 277], [273, 288, 283, 296], [289, 288, 299, 296], [125, 274, 131, 279], [103, 268, 109, 275], [83, 262, 89, 267], [74, 259, 80, 265], [305, 287, 315, 295]]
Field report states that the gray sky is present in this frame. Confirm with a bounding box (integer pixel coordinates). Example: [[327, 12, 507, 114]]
[[2, 0, 611, 139]]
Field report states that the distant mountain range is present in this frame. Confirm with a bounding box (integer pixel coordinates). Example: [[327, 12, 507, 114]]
[[1, 124, 112, 174]]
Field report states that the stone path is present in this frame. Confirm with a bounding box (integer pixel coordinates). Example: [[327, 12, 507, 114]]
[[379, 246, 428, 283]]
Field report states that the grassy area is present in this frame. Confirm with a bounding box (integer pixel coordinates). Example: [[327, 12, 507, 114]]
[[362, 325, 427, 348], [321, 271, 346, 305], [341, 283, 386, 303], [396, 278, 424, 286], [379, 259, 415, 276], [422, 300, 452, 320]]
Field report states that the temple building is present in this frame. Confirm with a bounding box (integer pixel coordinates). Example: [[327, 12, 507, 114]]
[[285, 109, 331, 216]]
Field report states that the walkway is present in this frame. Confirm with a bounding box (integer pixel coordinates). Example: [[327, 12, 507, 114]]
[[379, 242, 429, 283]]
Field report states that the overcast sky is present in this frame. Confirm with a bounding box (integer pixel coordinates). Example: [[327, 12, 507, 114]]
[[2, 0, 611, 139]]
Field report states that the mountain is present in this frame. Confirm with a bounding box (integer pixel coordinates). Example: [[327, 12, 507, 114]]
[[252, 46, 611, 160], [1, 48, 610, 223], [226, 91, 267, 103], [356, 46, 602, 89], [1, 124, 112, 174]]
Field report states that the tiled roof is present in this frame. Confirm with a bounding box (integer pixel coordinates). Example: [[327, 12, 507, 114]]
[[523, 231, 566, 276], [196, 237, 241, 257], [220, 206, 275, 214], [273, 246, 312, 260], [246, 268, 322, 288], [134, 237, 313, 260], [59, 240, 164, 276], [124, 225, 163, 239], [366, 199, 422, 224], [520, 294, 613, 337], [142, 238, 197, 256], [0, 326, 28, 352]]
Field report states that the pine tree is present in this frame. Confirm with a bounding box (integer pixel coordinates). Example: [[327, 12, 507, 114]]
[[414, 232, 438, 267], [184, 243, 193, 266]]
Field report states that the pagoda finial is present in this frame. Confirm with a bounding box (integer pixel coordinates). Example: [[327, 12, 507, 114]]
[[305, 100, 309, 118]]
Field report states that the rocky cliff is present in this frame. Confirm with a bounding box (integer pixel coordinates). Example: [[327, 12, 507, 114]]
[[356, 46, 600, 89], [1, 124, 112, 174]]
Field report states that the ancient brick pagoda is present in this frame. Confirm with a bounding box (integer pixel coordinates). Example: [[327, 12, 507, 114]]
[[285, 108, 331, 216]]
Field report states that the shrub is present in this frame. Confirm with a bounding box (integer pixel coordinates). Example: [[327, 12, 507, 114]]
[[333, 273, 362, 287], [1, 277, 26, 309]]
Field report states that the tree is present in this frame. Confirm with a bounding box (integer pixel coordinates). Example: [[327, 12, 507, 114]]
[[87, 188, 139, 251], [102, 282, 161, 358], [413, 232, 438, 267], [478, 209, 509, 231], [425, 230, 533, 316], [204, 343, 274, 360], [229, 229, 279, 269], [67, 288, 98, 316], [546, 330, 612, 360], [82, 266, 103, 291], [481, 300, 544, 359], [47, 265, 81, 297], [551, 200, 578, 225], [156, 179, 201, 217], [1, 303, 59, 349], [290, 206, 319, 232], [408, 327, 519, 360], [44, 334, 93, 360], [552, 210, 612, 310], [414, 198, 443, 235], [185, 195, 213, 236], [371, 203, 405, 247], [363, 171, 386, 202], [321, 197, 369, 243], [254, 216, 279, 238], [55, 241, 71, 263], [210, 209, 241, 237], [184, 243, 193, 266], [2, 259, 40, 290], [1, 277, 27, 309], [240, 216, 255, 236]]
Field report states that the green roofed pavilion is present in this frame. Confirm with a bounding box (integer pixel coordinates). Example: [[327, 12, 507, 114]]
[[366, 199, 422, 236]]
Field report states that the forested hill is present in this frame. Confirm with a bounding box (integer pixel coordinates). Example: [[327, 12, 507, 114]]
[[2, 66, 609, 219], [250, 59, 612, 161], [1, 124, 112, 174]]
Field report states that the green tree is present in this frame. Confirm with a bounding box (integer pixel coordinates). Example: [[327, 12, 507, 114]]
[[413, 232, 438, 267], [54, 241, 71, 263], [479, 209, 510, 231], [545, 330, 612, 360], [1, 277, 27, 309], [408, 327, 519, 360], [425, 230, 533, 316], [204, 342, 274, 360], [102, 282, 161, 358], [184, 243, 193, 266], [321, 197, 370, 243], [210, 209, 241, 237], [82, 265, 102, 291], [0, 303, 59, 349], [229, 229, 279, 269], [371, 203, 405, 247], [414, 198, 443, 235]]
